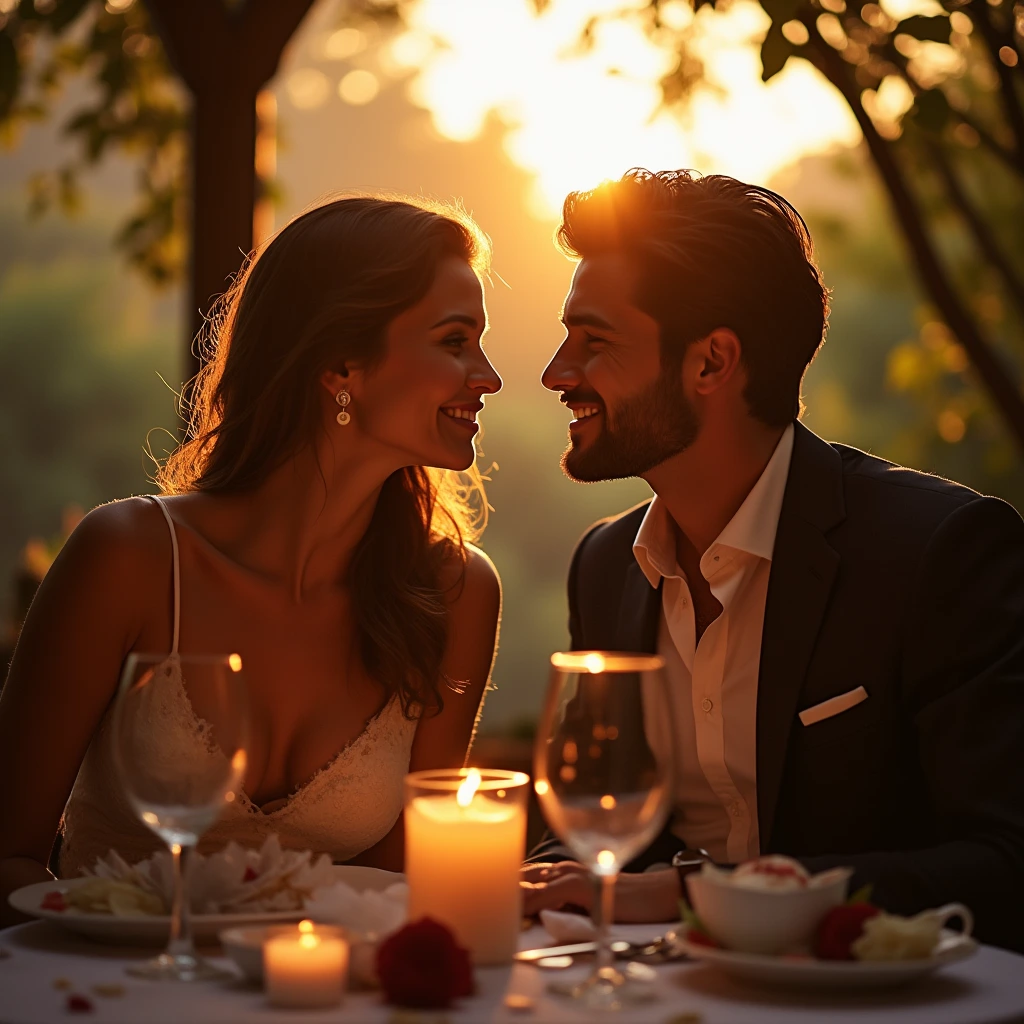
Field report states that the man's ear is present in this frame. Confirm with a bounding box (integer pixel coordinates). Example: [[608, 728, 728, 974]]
[[691, 329, 742, 397]]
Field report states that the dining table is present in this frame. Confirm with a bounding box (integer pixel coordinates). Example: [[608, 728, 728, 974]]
[[2, 919, 1024, 1024]]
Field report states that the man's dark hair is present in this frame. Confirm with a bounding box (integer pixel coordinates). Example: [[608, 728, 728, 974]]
[[556, 168, 829, 427]]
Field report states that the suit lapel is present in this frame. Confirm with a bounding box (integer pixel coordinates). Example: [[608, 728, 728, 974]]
[[756, 423, 845, 849], [616, 560, 662, 654]]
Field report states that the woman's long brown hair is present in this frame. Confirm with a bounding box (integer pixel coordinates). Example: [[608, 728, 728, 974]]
[[156, 195, 492, 718]]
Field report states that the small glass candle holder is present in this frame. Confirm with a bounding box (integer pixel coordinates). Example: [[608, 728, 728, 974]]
[[405, 768, 530, 965], [264, 920, 349, 1009]]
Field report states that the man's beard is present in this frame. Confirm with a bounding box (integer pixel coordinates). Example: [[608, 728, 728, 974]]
[[562, 370, 699, 483]]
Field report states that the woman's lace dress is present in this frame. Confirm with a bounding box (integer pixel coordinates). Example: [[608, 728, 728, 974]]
[[59, 496, 417, 876]]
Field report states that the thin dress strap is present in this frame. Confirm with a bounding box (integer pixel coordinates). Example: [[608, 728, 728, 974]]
[[147, 495, 180, 655]]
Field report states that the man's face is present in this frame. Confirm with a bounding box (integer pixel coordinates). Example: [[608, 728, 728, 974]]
[[541, 252, 699, 482]]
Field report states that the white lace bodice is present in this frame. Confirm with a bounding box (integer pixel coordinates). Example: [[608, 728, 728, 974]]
[[59, 497, 418, 876]]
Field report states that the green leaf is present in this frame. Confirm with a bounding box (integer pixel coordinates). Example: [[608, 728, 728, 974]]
[[911, 88, 951, 133], [761, 20, 794, 82], [895, 14, 952, 44], [847, 883, 874, 905]]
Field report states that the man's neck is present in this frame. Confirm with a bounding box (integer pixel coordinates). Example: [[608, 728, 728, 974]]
[[644, 419, 788, 559]]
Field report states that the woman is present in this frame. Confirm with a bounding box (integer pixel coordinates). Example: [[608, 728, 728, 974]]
[[0, 195, 502, 922]]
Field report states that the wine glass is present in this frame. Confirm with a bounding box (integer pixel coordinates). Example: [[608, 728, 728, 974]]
[[112, 652, 248, 981], [533, 650, 674, 1011]]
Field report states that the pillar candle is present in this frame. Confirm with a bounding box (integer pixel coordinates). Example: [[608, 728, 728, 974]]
[[405, 769, 528, 965]]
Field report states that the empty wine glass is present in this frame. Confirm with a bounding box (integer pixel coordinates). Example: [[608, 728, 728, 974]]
[[113, 652, 248, 981], [534, 650, 674, 1011]]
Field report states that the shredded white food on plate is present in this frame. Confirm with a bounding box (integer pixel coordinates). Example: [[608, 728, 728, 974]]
[[71, 835, 334, 916]]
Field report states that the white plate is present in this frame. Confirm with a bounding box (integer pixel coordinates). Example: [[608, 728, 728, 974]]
[[8, 865, 403, 945], [677, 930, 978, 991]]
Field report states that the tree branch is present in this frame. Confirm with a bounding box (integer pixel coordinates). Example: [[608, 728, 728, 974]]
[[927, 139, 1024, 324], [804, 21, 1024, 452], [969, 0, 1024, 170]]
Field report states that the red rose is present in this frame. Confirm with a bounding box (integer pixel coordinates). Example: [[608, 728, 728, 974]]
[[41, 891, 67, 912], [242, 866, 258, 883], [376, 917, 474, 1009], [815, 903, 882, 960]]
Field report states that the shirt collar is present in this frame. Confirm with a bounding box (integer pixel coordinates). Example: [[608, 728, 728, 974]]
[[632, 423, 795, 585]]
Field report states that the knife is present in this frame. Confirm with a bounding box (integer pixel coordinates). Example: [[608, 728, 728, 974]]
[[515, 939, 638, 962], [514, 941, 598, 961]]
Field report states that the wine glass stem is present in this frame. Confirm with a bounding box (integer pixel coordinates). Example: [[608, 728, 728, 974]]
[[594, 872, 617, 973], [167, 842, 196, 961]]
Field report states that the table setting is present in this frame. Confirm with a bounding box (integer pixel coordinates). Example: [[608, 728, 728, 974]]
[[3, 650, 1024, 1023]]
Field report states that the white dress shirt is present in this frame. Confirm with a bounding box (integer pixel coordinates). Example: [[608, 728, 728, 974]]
[[635, 424, 795, 864]]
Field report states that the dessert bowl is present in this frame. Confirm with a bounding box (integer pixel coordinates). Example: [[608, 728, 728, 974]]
[[686, 859, 853, 955], [219, 924, 300, 984]]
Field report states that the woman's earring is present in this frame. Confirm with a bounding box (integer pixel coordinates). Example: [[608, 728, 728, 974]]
[[335, 388, 351, 426]]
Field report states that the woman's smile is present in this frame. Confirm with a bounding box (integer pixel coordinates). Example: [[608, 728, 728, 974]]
[[440, 402, 482, 436]]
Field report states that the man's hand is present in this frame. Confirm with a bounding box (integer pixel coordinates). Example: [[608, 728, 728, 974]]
[[520, 862, 682, 923]]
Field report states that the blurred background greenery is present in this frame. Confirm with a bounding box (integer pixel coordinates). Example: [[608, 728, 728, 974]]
[[2, 0, 1022, 735]]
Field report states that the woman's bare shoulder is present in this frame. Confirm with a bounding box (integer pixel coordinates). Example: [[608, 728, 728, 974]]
[[60, 496, 171, 576], [437, 541, 501, 606]]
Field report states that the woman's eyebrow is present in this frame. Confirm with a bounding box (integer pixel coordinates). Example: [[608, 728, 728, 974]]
[[431, 313, 480, 329]]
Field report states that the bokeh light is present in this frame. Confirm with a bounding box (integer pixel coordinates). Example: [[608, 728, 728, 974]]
[[286, 68, 330, 110], [339, 69, 381, 105]]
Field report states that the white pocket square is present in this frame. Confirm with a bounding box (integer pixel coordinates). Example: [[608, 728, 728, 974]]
[[799, 686, 868, 727]]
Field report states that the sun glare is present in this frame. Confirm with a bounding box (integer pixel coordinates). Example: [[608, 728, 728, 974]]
[[389, 0, 860, 218]]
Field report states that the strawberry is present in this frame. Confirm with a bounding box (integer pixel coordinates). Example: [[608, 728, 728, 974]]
[[815, 903, 881, 960], [41, 891, 67, 912]]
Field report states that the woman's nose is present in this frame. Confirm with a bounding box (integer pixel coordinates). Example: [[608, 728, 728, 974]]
[[469, 353, 502, 395]]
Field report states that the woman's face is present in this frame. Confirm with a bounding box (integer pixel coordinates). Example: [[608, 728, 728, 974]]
[[352, 256, 502, 472]]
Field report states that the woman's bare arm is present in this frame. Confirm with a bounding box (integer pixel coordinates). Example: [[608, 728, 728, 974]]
[[350, 545, 501, 871], [0, 500, 159, 924]]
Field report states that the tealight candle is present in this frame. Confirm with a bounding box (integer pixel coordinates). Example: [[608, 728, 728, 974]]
[[264, 920, 348, 1009], [405, 768, 529, 965]]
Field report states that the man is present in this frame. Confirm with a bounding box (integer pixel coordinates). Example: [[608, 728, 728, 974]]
[[522, 168, 1024, 952]]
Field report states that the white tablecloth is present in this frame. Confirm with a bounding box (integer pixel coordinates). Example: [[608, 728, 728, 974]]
[[2, 921, 1024, 1024]]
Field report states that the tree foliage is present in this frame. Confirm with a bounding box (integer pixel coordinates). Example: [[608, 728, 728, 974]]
[[0, 0, 187, 284], [640, 0, 1024, 451]]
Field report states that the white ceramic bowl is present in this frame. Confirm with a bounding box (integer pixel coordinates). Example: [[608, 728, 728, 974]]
[[219, 924, 298, 984], [686, 868, 853, 955]]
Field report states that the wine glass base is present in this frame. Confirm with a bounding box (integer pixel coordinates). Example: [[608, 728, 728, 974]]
[[126, 952, 231, 982], [548, 965, 658, 1011]]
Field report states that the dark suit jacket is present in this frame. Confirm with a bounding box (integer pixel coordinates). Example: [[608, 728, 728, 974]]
[[535, 421, 1024, 952]]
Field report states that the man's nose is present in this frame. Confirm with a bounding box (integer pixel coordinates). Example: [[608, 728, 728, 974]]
[[541, 341, 580, 393]]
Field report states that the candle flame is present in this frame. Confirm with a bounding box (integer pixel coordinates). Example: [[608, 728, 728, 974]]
[[298, 920, 313, 933], [582, 653, 606, 674], [300, 933, 319, 949], [597, 850, 615, 869], [456, 768, 481, 807], [535, 779, 550, 796], [600, 795, 616, 810]]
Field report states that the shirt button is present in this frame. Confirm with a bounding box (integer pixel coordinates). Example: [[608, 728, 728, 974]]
[[731, 802, 742, 817], [701, 697, 713, 713]]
